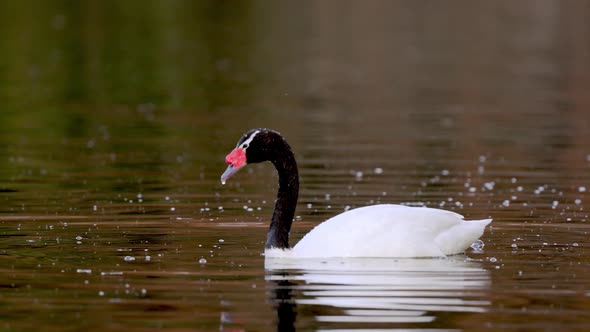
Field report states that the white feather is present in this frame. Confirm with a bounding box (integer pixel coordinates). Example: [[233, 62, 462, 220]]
[[264, 204, 491, 258]]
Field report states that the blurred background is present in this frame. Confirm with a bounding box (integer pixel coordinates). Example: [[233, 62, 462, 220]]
[[1, 1, 588, 192], [1, 1, 590, 331]]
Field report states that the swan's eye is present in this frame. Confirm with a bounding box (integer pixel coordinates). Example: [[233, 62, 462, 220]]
[[242, 143, 249, 149]]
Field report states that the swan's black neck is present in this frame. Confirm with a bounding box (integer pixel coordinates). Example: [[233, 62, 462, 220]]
[[266, 141, 299, 249]]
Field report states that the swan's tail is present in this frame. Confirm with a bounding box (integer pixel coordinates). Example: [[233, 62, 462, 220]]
[[435, 219, 492, 255]]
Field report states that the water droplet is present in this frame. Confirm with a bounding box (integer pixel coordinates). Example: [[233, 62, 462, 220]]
[[470, 239, 484, 250], [484, 182, 495, 191]]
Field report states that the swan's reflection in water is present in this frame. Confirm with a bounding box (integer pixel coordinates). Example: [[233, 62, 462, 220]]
[[266, 257, 490, 328]]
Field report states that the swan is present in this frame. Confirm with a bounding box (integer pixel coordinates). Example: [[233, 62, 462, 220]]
[[221, 128, 492, 258]]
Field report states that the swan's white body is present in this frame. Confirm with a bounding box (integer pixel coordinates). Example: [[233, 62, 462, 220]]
[[265, 204, 491, 258]]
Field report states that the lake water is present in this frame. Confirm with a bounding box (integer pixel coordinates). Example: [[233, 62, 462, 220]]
[[1, 1, 590, 331]]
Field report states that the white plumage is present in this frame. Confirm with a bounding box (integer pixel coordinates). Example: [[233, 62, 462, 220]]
[[265, 204, 491, 258]]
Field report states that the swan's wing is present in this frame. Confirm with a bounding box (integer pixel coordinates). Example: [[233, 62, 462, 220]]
[[293, 204, 477, 258]]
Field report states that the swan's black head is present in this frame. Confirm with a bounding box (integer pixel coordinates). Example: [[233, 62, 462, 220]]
[[221, 128, 287, 183]]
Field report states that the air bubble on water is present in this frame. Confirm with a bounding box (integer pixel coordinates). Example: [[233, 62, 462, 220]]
[[123, 256, 135, 262], [511, 243, 518, 248], [170, 207, 176, 211], [441, 169, 449, 176], [489, 257, 497, 263], [355, 171, 363, 180], [199, 258, 207, 264], [479, 155, 487, 163], [93, 205, 97, 211], [145, 256, 151, 262], [218, 239, 224, 243], [307, 203, 312, 209], [470, 239, 484, 251], [374, 167, 384, 174], [575, 199, 582, 205], [483, 182, 495, 191], [511, 177, 517, 183], [76, 269, 92, 274], [98, 291, 105, 296], [501, 200, 510, 207], [75, 236, 83, 241], [579, 186, 587, 193], [551, 201, 559, 209], [469, 187, 476, 193], [573, 243, 579, 247], [165, 196, 170, 201]]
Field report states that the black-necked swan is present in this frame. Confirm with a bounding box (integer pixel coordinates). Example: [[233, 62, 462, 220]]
[[221, 128, 492, 258]]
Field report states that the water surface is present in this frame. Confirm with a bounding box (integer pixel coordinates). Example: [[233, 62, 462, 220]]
[[1, 1, 590, 331]]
